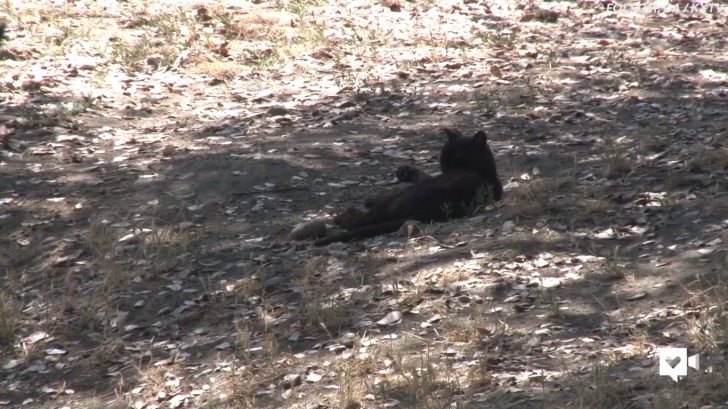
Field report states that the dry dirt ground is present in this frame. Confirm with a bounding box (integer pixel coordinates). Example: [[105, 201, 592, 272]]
[[1, 0, 728, 408]]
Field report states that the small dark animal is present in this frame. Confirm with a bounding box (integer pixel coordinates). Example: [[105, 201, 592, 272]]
[[314, 128, 503, 245], [0, 19, 6, 46]]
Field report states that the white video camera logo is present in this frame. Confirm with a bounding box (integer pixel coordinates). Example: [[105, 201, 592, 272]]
[[658, 347, 700, 382]]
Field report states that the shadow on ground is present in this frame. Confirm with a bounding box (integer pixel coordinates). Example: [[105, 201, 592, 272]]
[[2, 22, 728, 407]]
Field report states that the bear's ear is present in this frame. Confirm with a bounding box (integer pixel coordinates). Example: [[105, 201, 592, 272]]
[[443, 128, 463, 141], [471, 130, 488, 146]]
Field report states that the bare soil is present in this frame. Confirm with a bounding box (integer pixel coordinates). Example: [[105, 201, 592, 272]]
[[1, 1, 728, 408]]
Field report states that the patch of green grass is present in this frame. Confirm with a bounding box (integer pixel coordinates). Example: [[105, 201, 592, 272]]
[[247, 48, 285, 70], [144, 11, 188, 42], [473, 27, 517, 48], [281, 0, 322, 17], [473, 90, 506, 111], [43, 21, 91, 47], [467, 184, 499, 215], [90, 66, 110, 86], [111, 35, 178, 68], [111, 36, 153, 66], [297, 20, 327, 46]]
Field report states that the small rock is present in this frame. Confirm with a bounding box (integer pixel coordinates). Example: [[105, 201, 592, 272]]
[[281, 373, 302, 389], [306, 372, 323, 383], [286, 290, 303, 304], [248, 11, 301, 27], [339, 332, 357, 348], [502, 220, 516, 233], [377, 311, 403, 326], [540, 277, 561, 288], [177, 222, 195, 231], [268, 106, 291, 117], [625, 292, 647, 301], [403, 220, 424, 239], [215, 341, 231, 350], [468, 215, 486, 224], [290, 220, 327, 240]]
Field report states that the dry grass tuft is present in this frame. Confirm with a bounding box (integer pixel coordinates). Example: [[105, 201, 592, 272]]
[[604, 152, 633, 179], [194, 61, 245, 80], [0, 290, 19, 347], [87, 337, 127, 367], [381, 349, 465, 409], [684, 276, 728, 353], [689, 149, 728, 172], [502, 177, 575, 219]]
